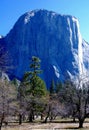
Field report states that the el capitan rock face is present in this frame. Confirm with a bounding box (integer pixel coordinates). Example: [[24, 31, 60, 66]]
[[0, 9, 89, 87]]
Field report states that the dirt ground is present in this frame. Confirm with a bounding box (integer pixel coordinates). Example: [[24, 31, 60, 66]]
[[2, 122, 89, 130]]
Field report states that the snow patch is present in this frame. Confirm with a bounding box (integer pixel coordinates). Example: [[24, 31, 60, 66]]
[[72, 17, 78, 23], [53, 65, 60, 78], [67, 71, 74, 79], [0, 72, 10, 81], [52, 12, 56, 16], [0, 35, 3, 39], [24, 12, 35, 24]]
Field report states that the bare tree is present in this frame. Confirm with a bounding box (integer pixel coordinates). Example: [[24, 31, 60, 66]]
[[43, 92, 62, 123], [0, 78, 17, 130], [58, 75, 89, 128], [17, 80, 27, 125]]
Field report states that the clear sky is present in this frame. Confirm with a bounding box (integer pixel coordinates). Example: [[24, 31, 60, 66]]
[[0, 0, 89, 42]]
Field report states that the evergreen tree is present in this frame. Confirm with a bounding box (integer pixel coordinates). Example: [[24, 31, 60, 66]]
[[56, 81, 63, 93], [50, 80, 55, 95], [19, 56, 48, 122]]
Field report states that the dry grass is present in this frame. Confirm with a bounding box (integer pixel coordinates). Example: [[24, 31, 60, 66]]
[[2, 119, 89, 130]]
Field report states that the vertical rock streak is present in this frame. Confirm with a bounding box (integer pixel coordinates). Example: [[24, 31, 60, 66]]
[[76, 20, 83, 75], [1, 10, 88, 87]]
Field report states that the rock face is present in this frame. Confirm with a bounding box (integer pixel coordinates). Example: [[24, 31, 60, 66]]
[[82, 40, 89, 72], [0, 9, 89, 87]]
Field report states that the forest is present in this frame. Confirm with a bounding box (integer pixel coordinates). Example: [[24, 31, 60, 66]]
[[0, 56, 89, 130]]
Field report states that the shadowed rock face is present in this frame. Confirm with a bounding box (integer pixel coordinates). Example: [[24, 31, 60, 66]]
[[0, 9, 89, 87]]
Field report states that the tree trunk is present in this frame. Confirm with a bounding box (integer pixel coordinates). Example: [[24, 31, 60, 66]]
[[79, 119, 84, 128], [73, 117, 76, 122], [43, 114, 49, 123], [32, 113, 35, 120], [43, 111, 50, 123], [50, 112, 53, 121], [41, 114, 44, 120], [19, 114, 22, 125], [0, 113, 5, 130], [29, 113, 33, 122], [0, 125, 1, 130], [43, 105, 51, 123]]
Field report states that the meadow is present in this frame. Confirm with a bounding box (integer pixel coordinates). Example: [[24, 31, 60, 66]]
[[2, 118, 89, 130]]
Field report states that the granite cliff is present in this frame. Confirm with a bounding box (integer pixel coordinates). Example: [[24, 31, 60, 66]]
[[0, 9, 89, 87]]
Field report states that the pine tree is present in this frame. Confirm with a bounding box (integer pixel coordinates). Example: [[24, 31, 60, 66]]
[[50, 80, 55, 95], [19, 56, 48, 122]]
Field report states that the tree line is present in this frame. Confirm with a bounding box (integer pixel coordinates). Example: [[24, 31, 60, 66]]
[[0, 56, 89, 129]]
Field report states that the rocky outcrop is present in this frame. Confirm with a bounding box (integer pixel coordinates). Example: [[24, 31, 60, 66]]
[[0, 9, 89, 87]]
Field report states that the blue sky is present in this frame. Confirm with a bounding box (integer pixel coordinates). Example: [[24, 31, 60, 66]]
[[0, 0, 89, 42]]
